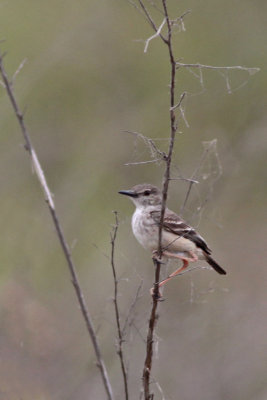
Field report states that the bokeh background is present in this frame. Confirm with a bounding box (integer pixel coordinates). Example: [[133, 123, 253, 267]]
[[0, 0, 266, 399]]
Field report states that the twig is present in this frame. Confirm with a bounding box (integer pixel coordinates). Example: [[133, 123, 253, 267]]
[[169, 177, 199, 184], [110, 211, 129, 400], [170, 91, 186, 111], [142, 1, 178, 399], [171, 91, 189, 129], [124, 158, 161, 166], [0, 53, 114, 400], [12, 58, 27, 83], [137, 0, 168, 44], [142, 257, 160, 400], [144, 18, 166, 53], [170, 10, 191, 32]]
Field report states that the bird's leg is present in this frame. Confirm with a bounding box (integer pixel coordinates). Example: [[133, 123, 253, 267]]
[[158, 259, 189, 289], [150, 251, 198, 297], [150, 259, 191, 298], [156, 251, 198, 292]]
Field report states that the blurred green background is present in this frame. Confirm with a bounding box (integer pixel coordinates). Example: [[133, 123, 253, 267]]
[[0, 0, 266, 399]]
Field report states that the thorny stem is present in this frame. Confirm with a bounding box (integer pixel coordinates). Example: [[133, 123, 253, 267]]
[[0, 53, 114, 400], [110, 212, 129, 400], [142, 1, 179, 399]]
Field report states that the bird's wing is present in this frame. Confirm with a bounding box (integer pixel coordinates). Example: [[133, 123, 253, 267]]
[[150, 208, 212, 255]]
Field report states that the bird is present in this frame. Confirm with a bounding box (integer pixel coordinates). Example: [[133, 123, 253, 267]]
[[119, 183, 226, 294]]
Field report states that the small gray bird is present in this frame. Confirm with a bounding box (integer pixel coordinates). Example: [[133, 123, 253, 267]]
[[119, 183, 226, 292]]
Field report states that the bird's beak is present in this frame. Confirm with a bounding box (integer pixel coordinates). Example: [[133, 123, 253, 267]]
[[118, 190, 138, 198]]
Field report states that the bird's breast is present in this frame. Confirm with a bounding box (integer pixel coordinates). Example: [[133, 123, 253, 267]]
[[131, 208, 158, 251]]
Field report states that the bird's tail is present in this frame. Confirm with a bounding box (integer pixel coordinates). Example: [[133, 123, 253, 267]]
[[205, 254, 226, 275]]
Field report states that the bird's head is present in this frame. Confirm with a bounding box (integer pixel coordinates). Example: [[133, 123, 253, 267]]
[[119, 183, 162, 208]]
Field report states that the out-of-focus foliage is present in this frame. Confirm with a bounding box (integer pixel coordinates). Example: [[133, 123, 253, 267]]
[[0, 1, 266, 399]]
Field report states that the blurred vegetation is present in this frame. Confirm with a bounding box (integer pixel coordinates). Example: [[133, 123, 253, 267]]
[[0, 0, 266, 399]]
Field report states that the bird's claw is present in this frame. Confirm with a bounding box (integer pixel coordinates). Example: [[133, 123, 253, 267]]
[[149, 286, 165, 301], [152, 251, 165, 264]]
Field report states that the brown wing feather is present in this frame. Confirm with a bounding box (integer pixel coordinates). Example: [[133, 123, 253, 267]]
[[150, 209, 212, 255]]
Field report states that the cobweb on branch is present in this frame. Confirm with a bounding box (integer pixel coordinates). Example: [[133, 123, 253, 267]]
[[123, 130, 169, 167], [176, 61, 260, 94], [174, 138, 223, 229]]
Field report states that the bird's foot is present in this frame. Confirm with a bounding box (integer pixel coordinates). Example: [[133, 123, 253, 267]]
[[152, 251, 165, 264], [149, 286, 165, 301]]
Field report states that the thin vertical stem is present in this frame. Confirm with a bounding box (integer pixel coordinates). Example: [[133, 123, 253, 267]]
[[142, 1, 178, 399], [0, 53, 114, 400], [110, 212, 129, 400]]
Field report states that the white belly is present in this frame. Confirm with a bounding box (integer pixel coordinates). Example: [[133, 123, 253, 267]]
[[131, 208, 158, 251]]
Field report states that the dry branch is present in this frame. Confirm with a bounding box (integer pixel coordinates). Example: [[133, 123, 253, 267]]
[[141, 1, 178, 398], [110, 211, 129, 400], [144, 18, 166, 53], [137, 0, 168, 44], [0, 53, 114, 400]]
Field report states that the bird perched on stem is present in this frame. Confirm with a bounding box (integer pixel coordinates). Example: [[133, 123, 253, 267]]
[[119, 183, 226, 295]]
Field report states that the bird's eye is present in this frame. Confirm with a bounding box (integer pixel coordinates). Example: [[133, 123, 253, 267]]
[[144, 190, 151, 196]]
